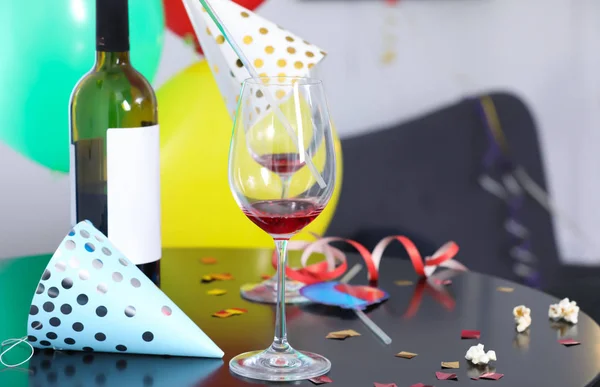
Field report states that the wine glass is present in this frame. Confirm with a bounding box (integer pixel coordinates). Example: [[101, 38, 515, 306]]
[[228, 76, 336, 381], [239, 82, 327, 305]]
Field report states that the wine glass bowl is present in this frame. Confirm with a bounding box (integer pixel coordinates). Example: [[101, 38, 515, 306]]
[[232, 77, 334, 305], [228, 76, 335, 381]]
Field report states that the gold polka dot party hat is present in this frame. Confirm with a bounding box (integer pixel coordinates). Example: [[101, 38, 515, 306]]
[[182, 0, 328, 119]]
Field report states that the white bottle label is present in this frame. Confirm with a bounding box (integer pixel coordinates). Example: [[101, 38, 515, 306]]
[[107, 125, 161, 265]]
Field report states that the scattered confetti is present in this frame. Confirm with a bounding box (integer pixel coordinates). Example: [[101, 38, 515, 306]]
[[326, 329, 361, 340], [201, 273, 235, 283], [558, 339, 581, 347], [435, 371, 457, 380], [212, 310, 234, 318], [461, 329, 481, 339], [441, 361, 459, 369], [395, 351, 418, 359], [374, 383, 397, 387], [466, 364, 496, 380], [206, 289, 227, 296], [211, 273, 234, 281], [497, 286, 514, 293], [226, 308, 248, 315], [394, 280, 414, 286], [200, 257, 217, 265], [212, 308, 248, 318], [261, 274, 272, 280], [480, 372, 504, 380], [309, 375, 333, 385]]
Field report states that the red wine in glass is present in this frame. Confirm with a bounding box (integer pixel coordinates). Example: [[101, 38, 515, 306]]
[[243, 199, 323, 236], [253, 153, 306, 175]]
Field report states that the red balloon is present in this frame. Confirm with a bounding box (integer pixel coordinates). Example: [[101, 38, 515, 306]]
[[163, 0, 266, 54]]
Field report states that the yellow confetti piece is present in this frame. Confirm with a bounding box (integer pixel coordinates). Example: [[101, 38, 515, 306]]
[[441, 361, 460, 369], [497, 286, 514, 293], [212, 310, 233, 318], [206, 289, 227, 296], [395, 280, 414, 286], [395, 351, 417, 359], [326, 329, 361, 340], [225, 308, 248, 315]]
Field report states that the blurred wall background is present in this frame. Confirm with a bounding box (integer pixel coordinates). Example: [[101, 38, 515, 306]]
[[1, 0, 599, 265]]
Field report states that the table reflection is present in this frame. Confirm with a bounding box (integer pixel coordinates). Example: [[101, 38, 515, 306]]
[[466, 363, 497, 379], [549, 320, 578, 339], [28, 349, 222, 387], [513, 330, 531, 350]]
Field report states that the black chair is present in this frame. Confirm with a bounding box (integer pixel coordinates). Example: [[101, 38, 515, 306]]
[[327, 92, 560, 289]]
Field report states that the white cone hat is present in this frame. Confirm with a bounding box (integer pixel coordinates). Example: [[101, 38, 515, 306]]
[[26, 221, 224, 358]]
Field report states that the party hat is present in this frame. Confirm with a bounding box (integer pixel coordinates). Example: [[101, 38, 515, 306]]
[[29, 350, 222, 386], [182, 0, 328, 118], [26, 221, 224, 358]]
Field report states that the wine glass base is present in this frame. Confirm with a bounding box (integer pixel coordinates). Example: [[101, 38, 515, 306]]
[[241, 278, 310, 304], [229, 346, 331, 382]]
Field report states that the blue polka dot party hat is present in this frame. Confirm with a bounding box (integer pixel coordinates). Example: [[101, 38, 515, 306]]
[[26, 221, 224, 358]]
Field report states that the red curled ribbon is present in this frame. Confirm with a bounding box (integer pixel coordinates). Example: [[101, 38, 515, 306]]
[[272, 234, 466, 285]]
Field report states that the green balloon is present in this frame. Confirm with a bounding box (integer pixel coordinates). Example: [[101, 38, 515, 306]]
[[0, 0, 164, 173]]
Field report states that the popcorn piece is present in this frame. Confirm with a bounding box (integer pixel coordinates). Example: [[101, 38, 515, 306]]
[[549, 298, 579, 324], [513, 305, 532, 332], [465, 343, 497, 365]]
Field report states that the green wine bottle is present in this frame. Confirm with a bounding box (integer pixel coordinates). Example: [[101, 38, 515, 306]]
[[69, 0, 161, 285]]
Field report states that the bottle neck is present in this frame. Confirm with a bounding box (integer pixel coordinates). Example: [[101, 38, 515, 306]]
[[95, 51, 131, 70], [96, 0, 130, 53]]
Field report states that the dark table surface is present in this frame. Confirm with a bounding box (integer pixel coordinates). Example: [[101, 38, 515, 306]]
[[1, 248, 599, 387]]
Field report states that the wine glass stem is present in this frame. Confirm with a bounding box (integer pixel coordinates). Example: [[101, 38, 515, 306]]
[[272, 239, 290, 352], [280, 174, 292, 199]]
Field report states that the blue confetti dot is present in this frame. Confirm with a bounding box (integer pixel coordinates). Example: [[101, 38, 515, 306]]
[[68, 230, 75, 236], [84, 243, 95, 252]]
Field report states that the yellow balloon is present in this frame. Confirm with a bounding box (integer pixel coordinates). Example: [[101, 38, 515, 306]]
[[158, 60, 343, 248]]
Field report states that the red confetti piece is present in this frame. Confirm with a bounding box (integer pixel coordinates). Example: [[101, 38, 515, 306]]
[[211, 273, 234, 281], [309, 375, 333, 385], [200, 257, 217, 264], [261, 274, 272, 280], [461, 329, 481, 339], [480, 372, 504, 380], [436, 371, 457, 380], [374, 383, 397, 387], [212, 310, 233, 318], [558, 339, 581, 346]]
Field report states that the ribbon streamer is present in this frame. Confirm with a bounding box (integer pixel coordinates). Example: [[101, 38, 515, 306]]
[[273, 235, 466, 285], [0, 336, 34, 369]]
